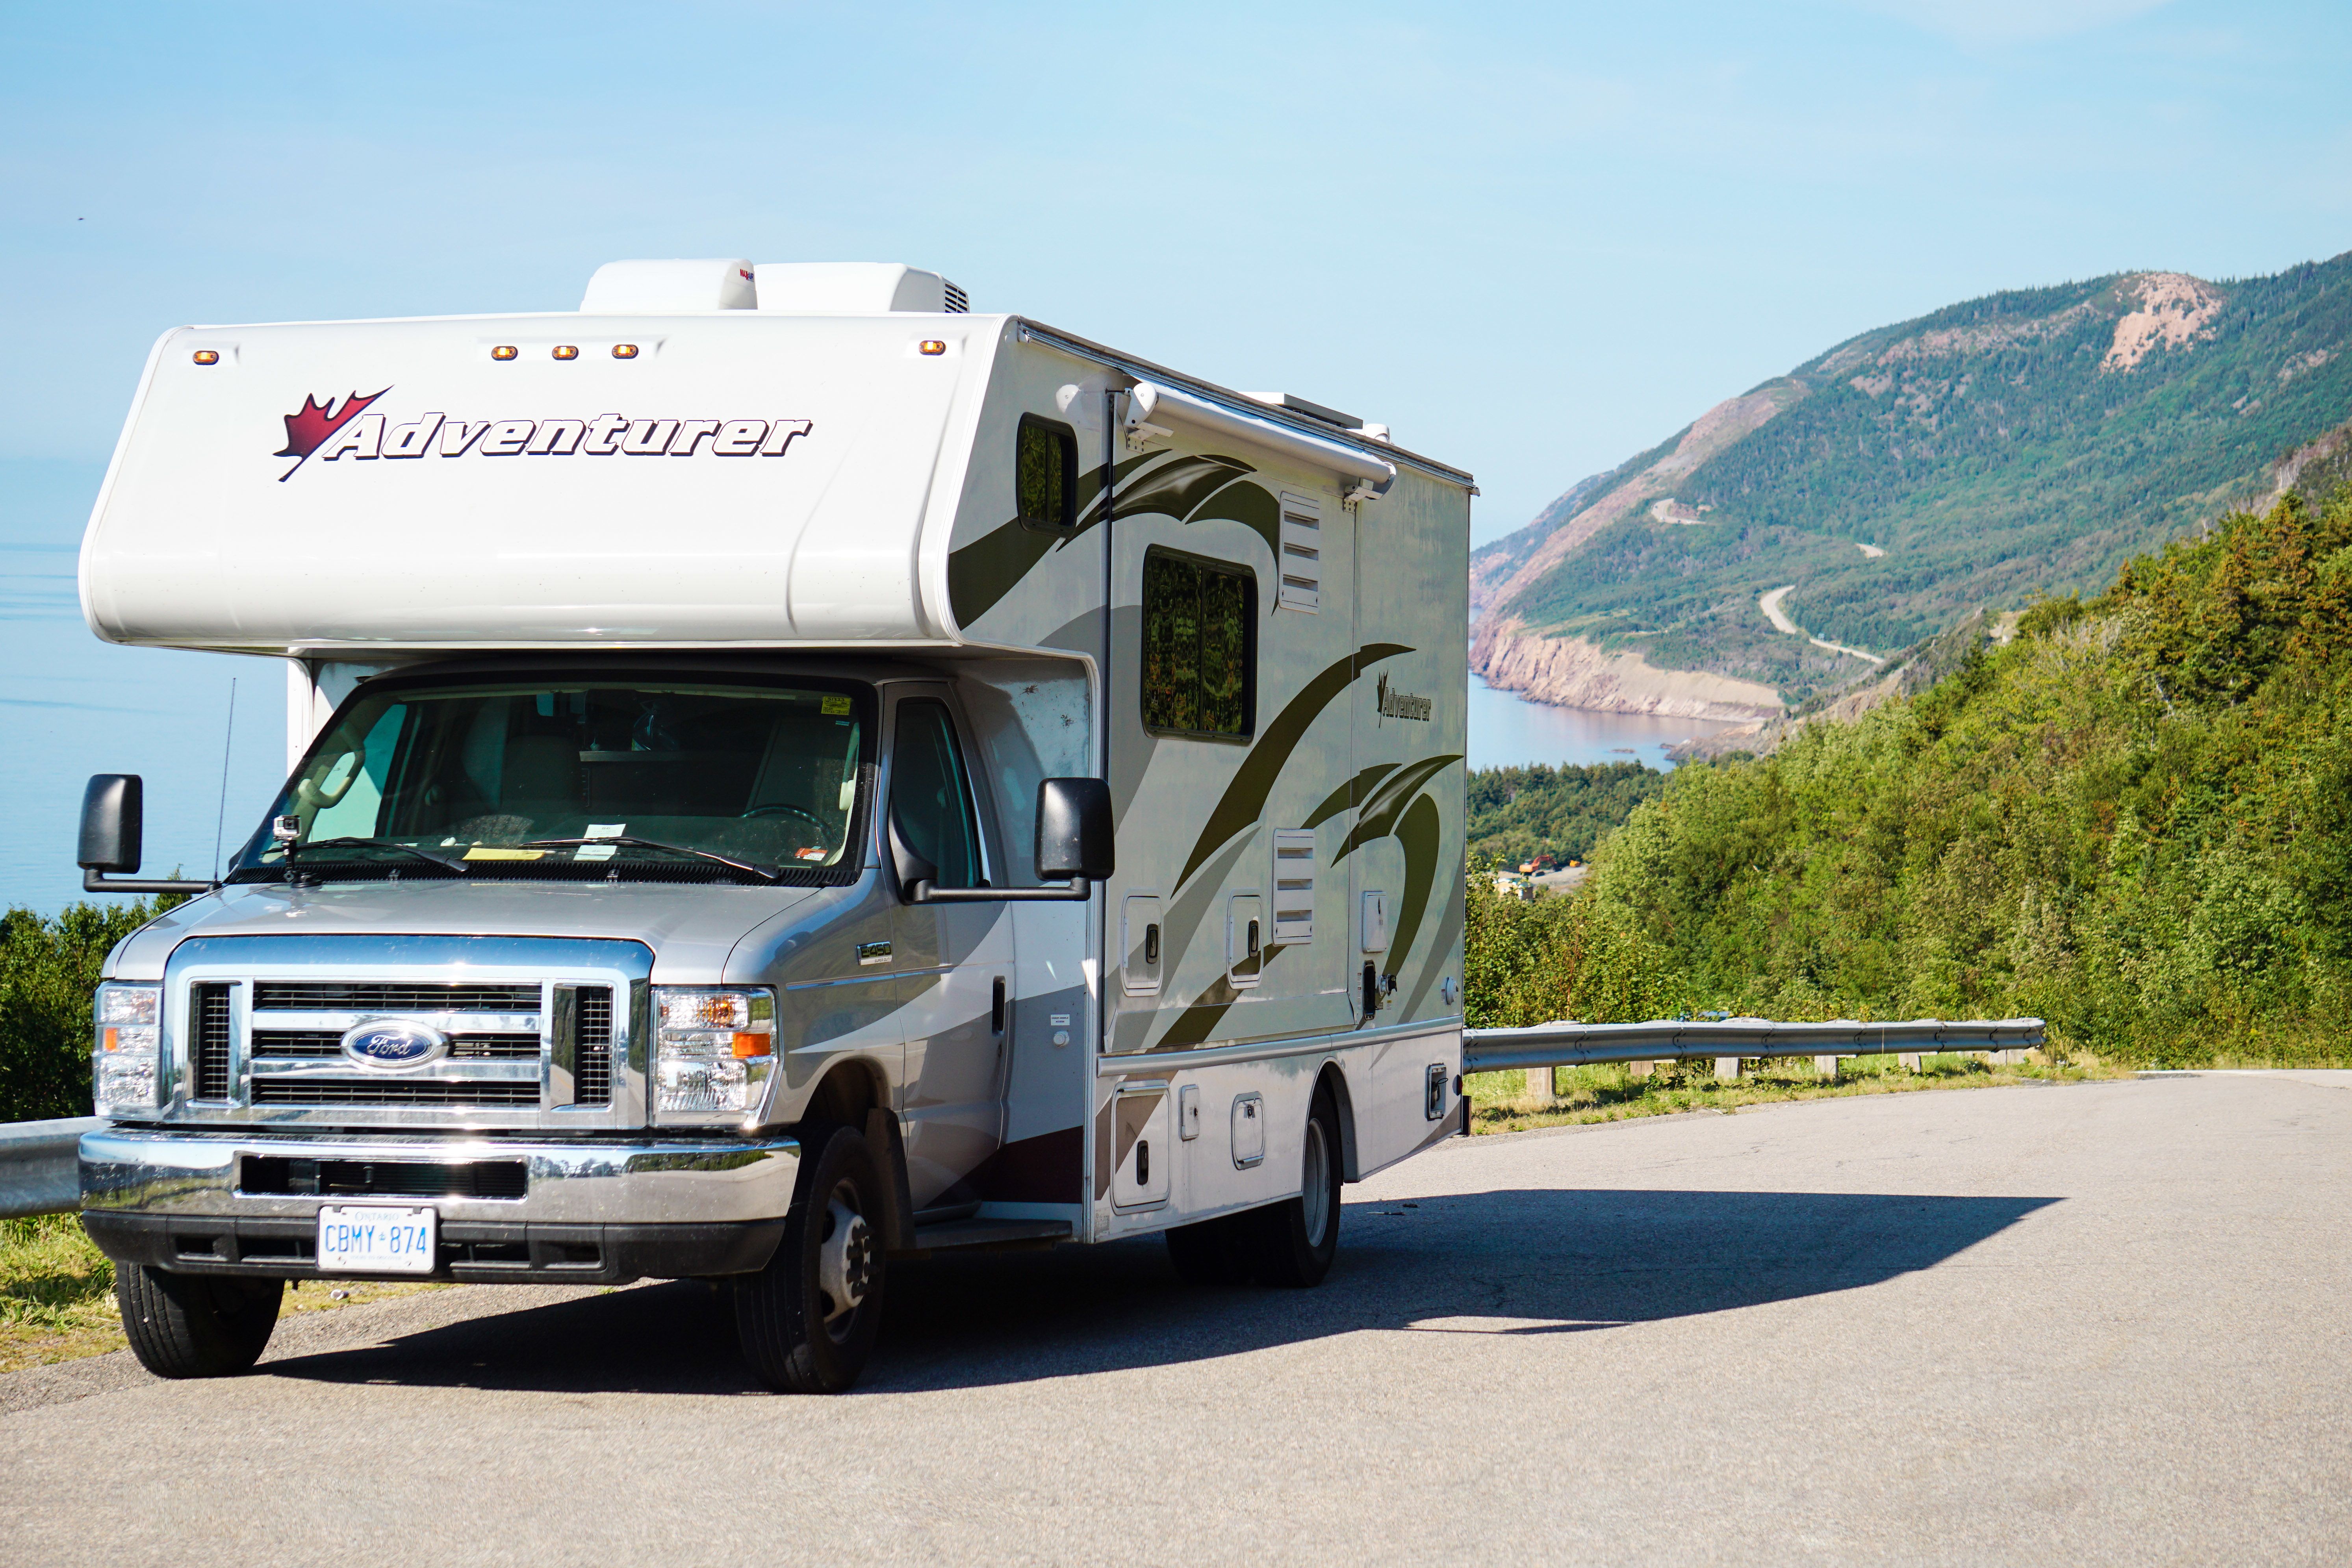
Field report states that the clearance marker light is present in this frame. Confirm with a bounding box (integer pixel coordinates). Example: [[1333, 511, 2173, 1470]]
[[612, 343, 639, 360], [919, 340, 947, 356], [552, 344, 579, 361], [191, 349, 220, 365], [490, 345, 519, 361]]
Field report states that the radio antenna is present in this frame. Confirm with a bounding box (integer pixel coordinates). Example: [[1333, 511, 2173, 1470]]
[[210, 677, 237, 881]]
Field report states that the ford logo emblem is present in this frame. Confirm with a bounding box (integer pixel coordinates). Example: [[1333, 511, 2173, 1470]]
[[340, 1019, 449, 1069]]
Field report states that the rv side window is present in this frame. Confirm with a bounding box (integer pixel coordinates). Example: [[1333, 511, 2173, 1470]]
[[1015, 415, 1078, 531], [1140, 548, 1255, 740], [890, 700, 984, 889]]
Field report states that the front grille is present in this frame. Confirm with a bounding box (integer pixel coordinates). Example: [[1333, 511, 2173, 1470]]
[[573, 988, 612, 1106], [191, 984, 233, 1101], [240, 1155, 527, 1199], [253, 982, 540, 1012], [253, 1079, 541, 1108], [252, 1031, 540, 1060]]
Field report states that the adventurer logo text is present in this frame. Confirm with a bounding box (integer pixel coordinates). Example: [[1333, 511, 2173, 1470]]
[[1375, 673, 1432, 723], [275, 389, 813, 482]]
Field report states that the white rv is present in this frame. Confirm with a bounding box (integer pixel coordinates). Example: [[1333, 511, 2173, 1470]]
[[71, 259, 1471, 1391]]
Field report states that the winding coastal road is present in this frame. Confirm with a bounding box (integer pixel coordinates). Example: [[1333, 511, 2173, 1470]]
[[1761, 583, 1887, 665], [5, 1072, 2348, 1564]]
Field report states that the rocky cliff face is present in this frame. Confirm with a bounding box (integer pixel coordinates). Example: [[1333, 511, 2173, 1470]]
[[1471, 615, 1783, 721]]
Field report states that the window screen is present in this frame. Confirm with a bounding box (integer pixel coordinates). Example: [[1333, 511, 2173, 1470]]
[[1141, 549, 1255, 740], [891, 700, 983, 889], [1015, 415, 1078, 531]]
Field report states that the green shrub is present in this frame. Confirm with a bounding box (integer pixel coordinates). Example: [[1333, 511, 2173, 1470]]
[[0, 899, 178, 1122]]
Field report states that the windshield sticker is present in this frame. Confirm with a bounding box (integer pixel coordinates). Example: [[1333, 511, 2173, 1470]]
[[820, 695, 852, 715], [275, 389, 812, 482], [585, 823, 626, 838], [462, 847, 546, 861]]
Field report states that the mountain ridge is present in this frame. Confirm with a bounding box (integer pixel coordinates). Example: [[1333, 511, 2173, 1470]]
[[1473, 254, 2352, 715]]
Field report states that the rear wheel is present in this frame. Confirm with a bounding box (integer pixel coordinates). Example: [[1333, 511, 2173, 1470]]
[[733, 1125, 887, 1393], [117, 1265, 282, 1379], [1239, 1086, 1343, 1287]]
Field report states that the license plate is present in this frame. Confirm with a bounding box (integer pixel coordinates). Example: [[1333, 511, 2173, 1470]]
[[315, 1203, 438, 1275]]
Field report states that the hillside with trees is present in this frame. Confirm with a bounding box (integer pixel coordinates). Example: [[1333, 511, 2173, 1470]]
[[1469, 488, 2352, 1064]]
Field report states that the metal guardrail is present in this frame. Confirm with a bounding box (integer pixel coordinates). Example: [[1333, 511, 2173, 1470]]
[[0, 1117, 101, 1220], [0, 1018, 2044, 1219], [1462, 1017, 2046, 1073]]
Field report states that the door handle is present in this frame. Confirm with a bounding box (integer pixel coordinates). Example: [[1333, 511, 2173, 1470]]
[[991, 975, 1007, 1036]]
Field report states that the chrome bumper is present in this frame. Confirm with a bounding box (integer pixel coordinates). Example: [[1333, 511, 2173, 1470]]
[[79, 1124, 800, 1284]]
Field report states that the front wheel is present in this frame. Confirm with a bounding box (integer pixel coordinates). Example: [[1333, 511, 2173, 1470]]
[[1239, 1086, 1343, 1287], [733, 1125, 887, 1393], [117, 1265, 283, 1379]]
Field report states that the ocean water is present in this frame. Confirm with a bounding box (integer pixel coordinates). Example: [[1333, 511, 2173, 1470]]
[[1466, 673, 1750, 774], [4, 456, 1746, 912]]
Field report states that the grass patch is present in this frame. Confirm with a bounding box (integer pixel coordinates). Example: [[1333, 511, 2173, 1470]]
[[0, 1214, 450, 1374], [1467, 1051, 2131, 1134]]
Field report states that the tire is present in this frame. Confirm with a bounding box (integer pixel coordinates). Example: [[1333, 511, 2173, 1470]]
[[117, 1265, 283, 1379], [1239, 1085, 1343, 1288], [1165, 1213, 1252, 1286], [733, 1125, 887, 1394]]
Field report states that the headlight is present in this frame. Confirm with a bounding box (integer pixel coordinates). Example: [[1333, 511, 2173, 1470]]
[[653, 987, 775, 1120], [94, 983, 163, 1114]]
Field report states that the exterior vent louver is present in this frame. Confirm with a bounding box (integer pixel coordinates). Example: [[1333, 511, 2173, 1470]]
[[1272, 831, 1316, 944], [944, 281, 969, 313], [1277, 492, 1323, 613], [191, 983, 233, 1101]]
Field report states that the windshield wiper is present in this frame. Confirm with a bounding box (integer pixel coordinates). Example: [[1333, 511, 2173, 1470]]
[[521, 837, 784, 884], [287, 837, 471, 874]]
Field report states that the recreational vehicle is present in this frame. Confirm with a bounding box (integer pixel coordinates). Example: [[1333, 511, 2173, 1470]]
[[69, 259, 1472, 1391]]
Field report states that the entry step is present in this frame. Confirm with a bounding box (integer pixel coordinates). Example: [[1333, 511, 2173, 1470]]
[[899, 1217, 1074, 1256]]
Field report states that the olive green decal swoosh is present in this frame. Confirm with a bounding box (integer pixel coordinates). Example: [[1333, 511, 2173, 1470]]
[[1383, 792, 1444, 977], [946, 452, 1163, 627], [1402, 874, 1465, 1018], [1146, 943, 1288, 1053], [1336, 754, 1463, 863], [1175, 642, 1413, 891], [1185, 478, 1282, 564], [1115, 454, 1256, 524], [1302, 764, 1400, 833]]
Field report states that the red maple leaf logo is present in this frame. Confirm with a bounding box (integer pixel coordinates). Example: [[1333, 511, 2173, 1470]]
[[275, 388, 388, 481]]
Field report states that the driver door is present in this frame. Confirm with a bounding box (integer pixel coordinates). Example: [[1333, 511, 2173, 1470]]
[[887, 695, 1015, 1210]]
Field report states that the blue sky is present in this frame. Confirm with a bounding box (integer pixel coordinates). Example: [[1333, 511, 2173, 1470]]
[[2, 0, 2348, 908]]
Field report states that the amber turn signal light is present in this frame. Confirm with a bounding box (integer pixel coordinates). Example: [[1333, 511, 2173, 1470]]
[[919, 340, 947, 356], [191, 349, 220, 366]]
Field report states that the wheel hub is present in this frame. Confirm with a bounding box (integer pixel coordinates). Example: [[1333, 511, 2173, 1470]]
[[1301, 1119, 1331, 1247], [816, 1196, 874, 1324]]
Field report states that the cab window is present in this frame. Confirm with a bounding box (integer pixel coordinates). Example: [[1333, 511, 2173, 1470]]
[[890, 700, 983, 888]]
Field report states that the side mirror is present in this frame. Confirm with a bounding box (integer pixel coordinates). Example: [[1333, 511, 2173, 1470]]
[[79, 774, 142, 874], [1036, 777, 1114, 882], [78, 773, 215, 895], [900, 776, 1113, 904]]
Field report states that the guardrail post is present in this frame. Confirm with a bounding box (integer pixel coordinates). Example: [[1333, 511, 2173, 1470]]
[[1814, 1054, 1839, 1079], [1899, 1052, 1923, 1072], [1714, 1056, 1741, 1081], [1525, 1066, 1556, 1106], [1626, 1060, 1653, 1079]]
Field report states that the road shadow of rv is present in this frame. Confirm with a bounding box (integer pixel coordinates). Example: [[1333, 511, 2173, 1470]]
[[251, 1187, 2055, 1397]]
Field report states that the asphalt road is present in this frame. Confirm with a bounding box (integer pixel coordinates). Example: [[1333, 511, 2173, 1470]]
[[5, 1071, 2348, 1566]]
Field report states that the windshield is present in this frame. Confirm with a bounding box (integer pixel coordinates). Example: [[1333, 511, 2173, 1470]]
[[230, 677, 870, 883]]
